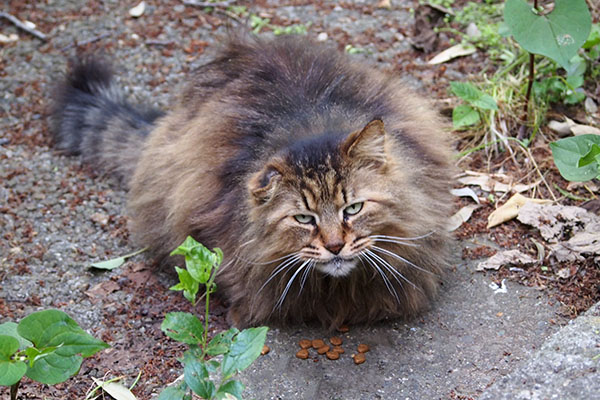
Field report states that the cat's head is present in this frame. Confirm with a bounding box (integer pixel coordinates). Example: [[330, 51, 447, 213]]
[[247, 119, 410, 277]]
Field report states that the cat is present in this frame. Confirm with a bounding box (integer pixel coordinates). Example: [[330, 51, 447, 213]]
[[51, 34, 454, 329]]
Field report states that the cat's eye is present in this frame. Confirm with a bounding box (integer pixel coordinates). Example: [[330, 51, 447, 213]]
[[344, 202, 364, 216], [294, 214, 315, 224]]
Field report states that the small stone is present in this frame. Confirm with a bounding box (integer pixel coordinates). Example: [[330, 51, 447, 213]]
[[317, 32, 328, 42], [261, 345, 270, 355]]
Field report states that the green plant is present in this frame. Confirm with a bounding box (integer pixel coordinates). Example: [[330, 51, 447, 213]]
[[0, 309, 109, 400], [550, 135, 600, 182], [450, 81, 499, 129], [158, 237, 268, 400], [503, 0, 592, 126]]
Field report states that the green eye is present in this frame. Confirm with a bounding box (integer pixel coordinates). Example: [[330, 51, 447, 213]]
[[294, 214, 314, 224], [344, 202, 363, 216]]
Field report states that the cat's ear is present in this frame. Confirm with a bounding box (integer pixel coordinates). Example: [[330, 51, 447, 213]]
[[342, 119, 387, 167], [248, 163, 282, 204]]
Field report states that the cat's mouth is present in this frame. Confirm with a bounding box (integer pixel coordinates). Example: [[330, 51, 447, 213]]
[[316, 256, 357, 277]]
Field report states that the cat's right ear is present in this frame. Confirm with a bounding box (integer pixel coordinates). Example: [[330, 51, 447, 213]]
[[248, 164, 282, 205]]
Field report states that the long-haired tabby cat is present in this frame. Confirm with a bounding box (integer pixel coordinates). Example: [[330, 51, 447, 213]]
[[52, 35, 454, 329]]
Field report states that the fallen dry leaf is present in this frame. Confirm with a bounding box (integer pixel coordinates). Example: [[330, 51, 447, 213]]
[[377, 0, 392, 9], [476, 249, 536, 271], [457, 170, 540, 194], [428, 43, 476, 65], [92, 378, 137, 400], [86, 280, 120, 298], [517, 202, 600, 262], [487, 193, 551, 229], [451, 187, 480, 204], [547, 117, 600, 137], [447, 204, 480, 232]]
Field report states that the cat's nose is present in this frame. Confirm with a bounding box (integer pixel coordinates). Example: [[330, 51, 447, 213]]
[[325, 242, 344, 255]]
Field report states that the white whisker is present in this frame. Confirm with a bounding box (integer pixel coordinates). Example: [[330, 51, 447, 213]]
[[370, 245, 436, 276], [361, 251, 401, 304], [298, 261, 314, 298], [257, 254, 302, 295], [370, 237, 420, 247], [365, 249, 418, 291], [236, 251, 301, 266], [369, 231, 434, 241], [274, 260, 311, 310]]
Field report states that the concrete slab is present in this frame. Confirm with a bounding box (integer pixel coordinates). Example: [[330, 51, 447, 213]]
[[239, 241, 564, 399]]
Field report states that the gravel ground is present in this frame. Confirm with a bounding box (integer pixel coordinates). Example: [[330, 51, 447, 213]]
[[1, 1, 598, 399]]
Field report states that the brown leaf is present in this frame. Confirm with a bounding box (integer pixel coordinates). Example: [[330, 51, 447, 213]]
[[487, 193, 551, 228]]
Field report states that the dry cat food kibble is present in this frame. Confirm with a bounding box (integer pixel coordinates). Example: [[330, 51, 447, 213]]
[[261, 345, 270, 355], [330, 336, 343, 346], [311, 339, 326, 349], [296, 349, 309, 359], [332, 346, 345, 354], [337, 325, 350, 333], [317, 345, 330, 355], [357, 344, 370, 353], [326, 351, 340, 360], [352, 353, 366, 365], [299, 339, 312, 349]]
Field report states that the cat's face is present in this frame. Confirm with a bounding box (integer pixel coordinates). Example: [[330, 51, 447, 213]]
[[248, 120, 402, 277]]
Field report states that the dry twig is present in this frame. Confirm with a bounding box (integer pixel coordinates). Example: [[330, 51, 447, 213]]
[[0, 12, 47, 41]]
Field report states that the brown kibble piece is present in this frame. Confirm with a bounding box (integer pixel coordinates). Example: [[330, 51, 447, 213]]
[[332, 346, 345, 354], [296, 349, 309, 359], [317, 345, 330, 355], [330, 336, 343, 346], [353, 353, 366, 364], [312, 339, 325, 349], [261, 345, 270, 355], [337, 325, 350, 333], [357, 344, 370, 353], [299, 339, 312, 349], [326, 351, 339, 360]]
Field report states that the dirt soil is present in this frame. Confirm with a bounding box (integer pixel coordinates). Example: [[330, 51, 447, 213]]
[[1, 0, 598, 399]]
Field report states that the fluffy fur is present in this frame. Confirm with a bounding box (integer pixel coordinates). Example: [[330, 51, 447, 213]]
[[52, 35, 454, 329]]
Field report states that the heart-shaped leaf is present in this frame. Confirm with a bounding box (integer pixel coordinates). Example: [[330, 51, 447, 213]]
[[0, 335, 27, 386], [504, 0, 592, 69]]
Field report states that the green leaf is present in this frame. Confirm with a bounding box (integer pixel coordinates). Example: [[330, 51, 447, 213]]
[[170, 236, 200, 257], [170, 267, 200, 305], [17, 310, 109, 358], [450, 82, 498, 110], [550, 135, 600, 181], [0, 335, 27, 386], [14, 310, 109, 385], [583, 24, 600, 49], [221, 327, 268, 379], [216, 380, 245, 400], [90, 256, 126, 270], [0, 322, 32, 350], [157, 384, 189, 400], [504, 0, 592, 69], [26, 353, 83, 385], [578, 144, 600, 168], [161, 312, 204, 345], [206, 328, 239, 356], [90, 248, 146, 270], [183, 357, 216, 399], [452, 105, 481, 128]]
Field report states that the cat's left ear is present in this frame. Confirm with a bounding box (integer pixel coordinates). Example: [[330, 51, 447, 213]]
[[248, 163, 282, 205], [341, 119, 387, 167]]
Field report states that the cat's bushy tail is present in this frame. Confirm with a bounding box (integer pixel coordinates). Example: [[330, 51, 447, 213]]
[[51, 57, 163, 185]]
